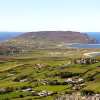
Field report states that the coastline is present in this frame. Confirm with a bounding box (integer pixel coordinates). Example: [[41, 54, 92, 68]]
[[83, 52, 100, 57], [67, 43, 100, 49]]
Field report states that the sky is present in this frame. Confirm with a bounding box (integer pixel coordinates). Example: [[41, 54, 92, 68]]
[[0, 0, 100, 32]]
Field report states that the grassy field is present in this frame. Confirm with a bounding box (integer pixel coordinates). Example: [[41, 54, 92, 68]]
[[0, 49, 100, 100]]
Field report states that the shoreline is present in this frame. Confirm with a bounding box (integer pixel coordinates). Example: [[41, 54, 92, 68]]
[[67, 43, 100, 49], [83, 52, 100, 57]]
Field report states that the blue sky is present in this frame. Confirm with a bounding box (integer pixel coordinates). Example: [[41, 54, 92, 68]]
[[0, 0, 100, 32]]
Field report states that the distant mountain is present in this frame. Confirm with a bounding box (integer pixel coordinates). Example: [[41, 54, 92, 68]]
[[2, 31, 96, 50], [86, 32, 100, 43], [0, 32, 22, 41]]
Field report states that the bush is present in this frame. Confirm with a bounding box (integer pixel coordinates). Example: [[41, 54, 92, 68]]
[[0, 87, 14, 94], [86, 76, 94, 81], [81, 90, 94, 96], [48, 80, 61, 85], [60, 72, 80, 78], [19, 94, 24, 98], [5, 87, 14, 93], [14, 75, 28, 82]]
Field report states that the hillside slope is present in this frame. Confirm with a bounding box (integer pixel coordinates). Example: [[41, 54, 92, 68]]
[[2, 31, 96, 50]]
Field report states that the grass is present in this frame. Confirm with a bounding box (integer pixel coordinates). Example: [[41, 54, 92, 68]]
[[0, 81, 30, 88], [84, 82, 100, 93], [34, 85, 70, 92], [0, 61, 20, 72], [0, 49, 100, 99], [0, 91, 32, 100]]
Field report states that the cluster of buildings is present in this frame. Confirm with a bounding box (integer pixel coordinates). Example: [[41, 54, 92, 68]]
[[56, 93, 100, 100], [65, 77, 85, 90], [65, 77, 84, 84], [21, 87, 55, 97], [34, 64, 47, 69], [72, 58, 98, 64]]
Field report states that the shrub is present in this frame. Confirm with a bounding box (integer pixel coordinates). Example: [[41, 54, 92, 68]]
[[19, 94, 24, 98], [48, 80, 61, 85], [60, 72, 80, 78], [81, 90, 94, 96], [14, 75, 28, 82], [0, 87, 14, 94]]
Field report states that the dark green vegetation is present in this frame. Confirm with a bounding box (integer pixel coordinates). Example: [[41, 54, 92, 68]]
[[0, 49, 100, 100]]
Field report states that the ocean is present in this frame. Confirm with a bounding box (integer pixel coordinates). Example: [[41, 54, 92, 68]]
[[69, 32, 100, 48], [0, 32, 22, 41], [70, 43, 100, 48], [87, 32, 100, 43]]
